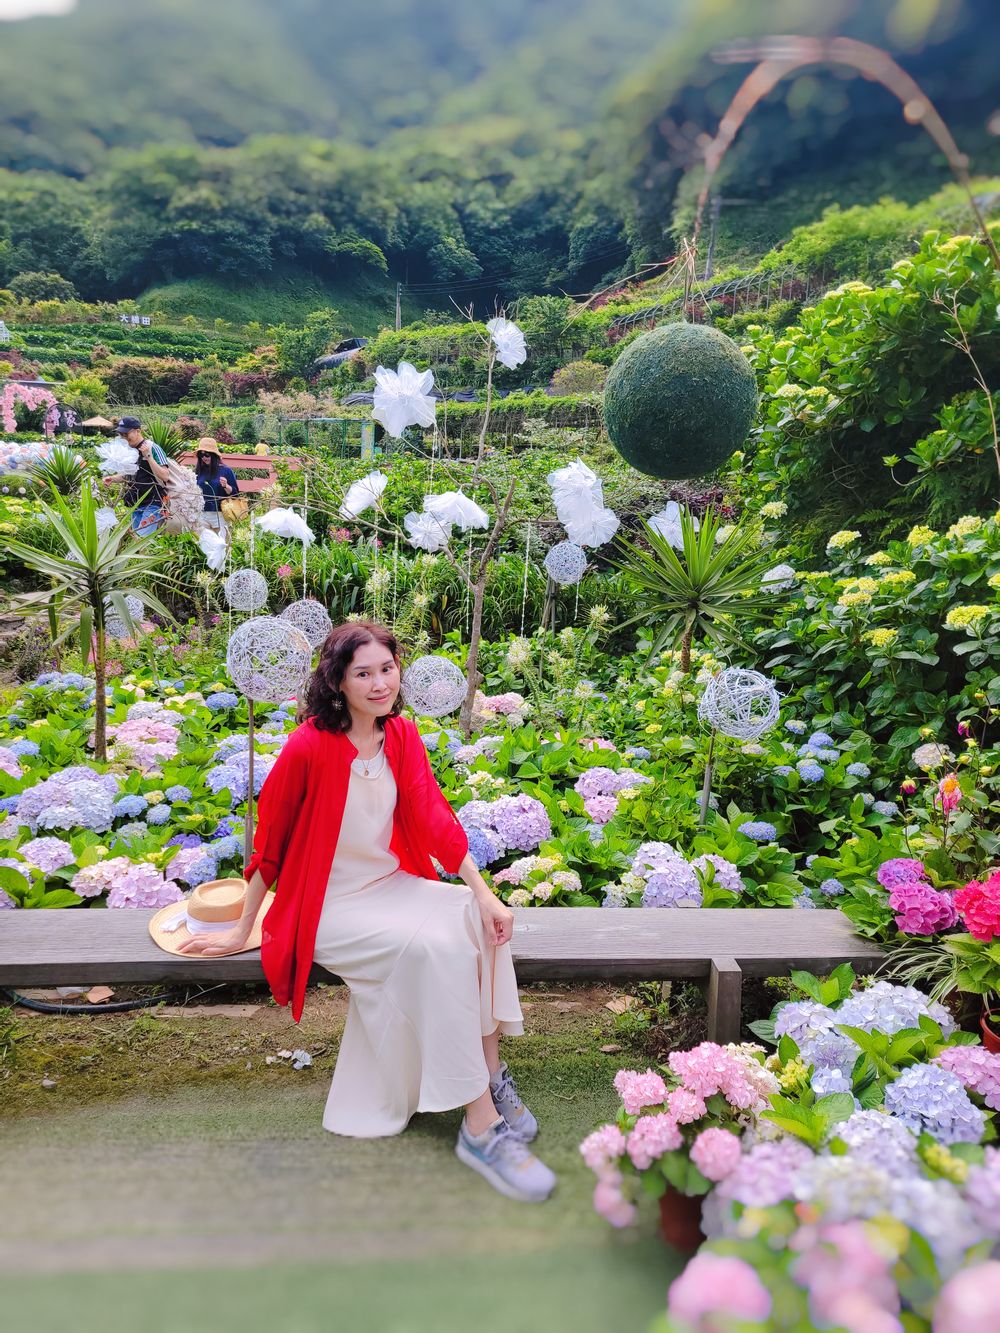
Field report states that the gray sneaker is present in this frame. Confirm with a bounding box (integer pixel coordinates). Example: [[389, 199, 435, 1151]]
[[490, 1061, 538, 1143], [455, 1117, 556, 1203]]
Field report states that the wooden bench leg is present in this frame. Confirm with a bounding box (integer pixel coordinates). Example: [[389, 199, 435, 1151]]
[[706, 956, 742, 1044]]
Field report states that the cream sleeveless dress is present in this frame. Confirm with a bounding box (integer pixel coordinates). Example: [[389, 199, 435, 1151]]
[[312, 741, 524, 1138]]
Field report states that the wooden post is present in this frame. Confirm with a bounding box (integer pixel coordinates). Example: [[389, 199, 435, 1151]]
[[706, 956, 742, 1043]]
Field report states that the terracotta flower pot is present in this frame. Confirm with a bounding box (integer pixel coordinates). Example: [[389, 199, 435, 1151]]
[[658, 1185, 705, 1253], [981, 1007, 1000, 1054]]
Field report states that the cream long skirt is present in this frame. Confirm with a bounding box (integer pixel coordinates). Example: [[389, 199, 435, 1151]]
[[311, 755, 523, 1138]]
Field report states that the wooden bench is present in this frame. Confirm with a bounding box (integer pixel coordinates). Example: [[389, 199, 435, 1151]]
[[178, 452, 301, 495], [0, 908, 884, 1042]]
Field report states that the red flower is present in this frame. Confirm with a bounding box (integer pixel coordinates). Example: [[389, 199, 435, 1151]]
[[954, 872, 1000, 941]]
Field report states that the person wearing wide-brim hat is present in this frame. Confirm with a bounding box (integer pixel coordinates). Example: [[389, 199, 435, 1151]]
[[194, 437, 239, 534], [151, 619, 556, 1205]]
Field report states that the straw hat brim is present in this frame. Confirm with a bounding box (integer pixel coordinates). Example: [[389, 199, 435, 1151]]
[[196, 437, 222, 457], [149, 884, 275, 957]]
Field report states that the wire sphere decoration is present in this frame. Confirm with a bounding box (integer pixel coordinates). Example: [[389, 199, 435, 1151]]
[[698, 667, 780, 742], [226, 616, 313, 704], [224, 568, 269, 612], [543, 541, 588, 587], [401, 655, 468, 718], [280, 598, 333, 650]]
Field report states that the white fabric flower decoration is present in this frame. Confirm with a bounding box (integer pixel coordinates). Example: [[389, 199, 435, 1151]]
[[95, 439, 138, 476], [404, 510, 451, 552], [486, 317, 527, 370], [423, 490, 489, 532], [95, 506, 119, 535], [564, 505, 619, 548], [547, 458, 602, 507], [373, 362, 437, 439], [253, 508, 314, 545], [648, 501, 698, 549], [198, 526, 228, 572], [339, 470, 388, 520]]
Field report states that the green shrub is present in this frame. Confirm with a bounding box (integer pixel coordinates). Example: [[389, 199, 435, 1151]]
[[549, 359, 607, 394]]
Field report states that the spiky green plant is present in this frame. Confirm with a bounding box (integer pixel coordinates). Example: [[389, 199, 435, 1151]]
[[28, 443, 87, 495], [609, 506, 780, 671], [145, 417, 185, 459], [4, 484, 179, 759]]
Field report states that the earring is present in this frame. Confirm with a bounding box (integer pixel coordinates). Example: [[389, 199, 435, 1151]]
[[331, 693, 342, 710]]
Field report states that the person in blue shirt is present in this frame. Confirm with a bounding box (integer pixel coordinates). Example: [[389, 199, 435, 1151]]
[[194, 437, 240, 534]]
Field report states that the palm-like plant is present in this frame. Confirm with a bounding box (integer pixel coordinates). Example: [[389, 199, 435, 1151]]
[[5, 484, 179, 760], [609, 506, 781, 671], [28, 443, 87, 495], [145, 417, 185, 459]]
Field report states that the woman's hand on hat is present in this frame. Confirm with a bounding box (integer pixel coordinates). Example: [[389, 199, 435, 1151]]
[[176, 925, 253, 956]]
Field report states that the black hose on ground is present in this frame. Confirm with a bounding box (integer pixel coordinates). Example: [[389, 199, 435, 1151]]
[[0, 984, 227, 1014]]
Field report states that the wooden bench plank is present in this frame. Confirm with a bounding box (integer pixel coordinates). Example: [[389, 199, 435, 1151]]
[[0, 907, 885, 990]]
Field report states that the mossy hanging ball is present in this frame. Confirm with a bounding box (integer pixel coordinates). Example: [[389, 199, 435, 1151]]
[[603, 322, 758, 480]]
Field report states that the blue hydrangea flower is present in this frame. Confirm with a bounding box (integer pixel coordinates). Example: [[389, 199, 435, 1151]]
[[602, 885, 629, 908], [113, 794, 148, 819], [808, 731, 835, 748], [213, 817, 240, 838], [836, 1110, 918, 1172], [860, 793, 875, 808], [784, 720, 807, 734], [642, 861, 702, 908], [209, 835, 243, 864], [165, 785, 192, 803], [205, 691, 240, 713], [805, 854, 817, 867], [466, 826, 502, 870], [185, 854, 218, 888], [624, 746, 651, 761], [812, 748, 841, 763], [837, 980, 955, 1036], [819, 878, 845, 897], [146, 804, 172, 826], [846, 762, 871, 779], [0, 796, 20, 814], [115, 819, 148, 844], [774, 1000, 839, 1046], [873, 800, 898, 817], [738, 820, 777, 842], [793, 892, 818, 909], [798, 761, 825, 782], [5, 739, 40, 758], [883, 1064, 986, 1144], [773, 765, 793, 777], [811, 1067, 852, 1097]]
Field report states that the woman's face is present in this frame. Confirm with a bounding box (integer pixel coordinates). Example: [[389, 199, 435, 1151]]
[[339, 639, 400, 722]]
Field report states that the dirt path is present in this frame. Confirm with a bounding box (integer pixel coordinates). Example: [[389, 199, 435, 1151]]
[[0, 984, 681, 1333]]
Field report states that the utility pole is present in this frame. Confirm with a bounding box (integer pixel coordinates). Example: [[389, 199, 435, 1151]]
[[395, 281, 402, 332]]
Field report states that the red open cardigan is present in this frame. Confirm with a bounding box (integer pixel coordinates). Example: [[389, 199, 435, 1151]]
[[246, 713, 469, 1022]]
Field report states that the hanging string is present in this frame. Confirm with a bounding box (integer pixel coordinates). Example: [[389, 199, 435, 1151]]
[[227, 541, 233, 642], [302, 471, 309, 599], [520, 520, 531, 636], [392, 531, 399, 623], [574, 581, 581, 623]]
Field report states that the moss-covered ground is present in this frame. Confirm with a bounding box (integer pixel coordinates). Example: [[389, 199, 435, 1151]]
[[0, 984, 682, 1333]]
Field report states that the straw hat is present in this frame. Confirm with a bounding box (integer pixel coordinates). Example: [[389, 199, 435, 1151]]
[[196, 436, 222, 457], [148, 879, 274, 956]]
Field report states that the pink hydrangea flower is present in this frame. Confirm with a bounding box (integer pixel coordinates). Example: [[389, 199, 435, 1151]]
[[667, 1087, 707, 1125], [889, 880, 957, 935], [690, 1127, 742, 1182], [933, 1261, 1000, 1333], [277, 564, 293, 578], [584, 794, 619, 824], [483, 692, 525, 716], [668, 1042, 760, 1110], [592, 1170, 637, 1228], [107, 865, 184, 909], [955, 871, 1000, 941], [934, 1046, 1000, 1111], [579, 1124, 627, 1173], [581, 738, 616, 752], [70, 855, 134, 898], [19, 836, 75, 875], [613, 1067, 669, 1114], [668, 1253, 772, 1324], [626, 1112, 682, 1169], [0, 748, 22, 780]]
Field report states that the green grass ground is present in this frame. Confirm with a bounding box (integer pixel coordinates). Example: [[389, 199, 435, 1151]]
[[0, 988, 681, 1333], [141, 270, 425, 337]]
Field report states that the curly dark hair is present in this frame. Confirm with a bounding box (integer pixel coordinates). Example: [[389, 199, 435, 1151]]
[[300, 620, 403, 734]]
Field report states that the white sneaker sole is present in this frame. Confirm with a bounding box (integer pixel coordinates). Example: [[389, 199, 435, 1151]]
[[455, 1139, 555, 1203]]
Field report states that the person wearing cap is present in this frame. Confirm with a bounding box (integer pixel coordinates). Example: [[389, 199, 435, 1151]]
[[102, 416, 171, 536], [194, 437, 239, 534]]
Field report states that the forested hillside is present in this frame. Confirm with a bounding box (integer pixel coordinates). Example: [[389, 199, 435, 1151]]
[[0, 0, 997, 323]]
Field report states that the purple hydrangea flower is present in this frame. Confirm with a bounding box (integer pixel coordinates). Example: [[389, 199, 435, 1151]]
[[877, 858, 927, 890], [0, 888, 17, 909], [883, 1064, 986, 1143], [165, 785, 192, 803], [793, 891, 818, 909], [819, 878, 845, 897], [964, 1147, 1000, 1237], [18, 768, 119, 834], [774, 1000, 838, 1047], [691, 853, 744, 895], [146, 803, 172, 827], [18, 836, 75, 874], [167, 833, 203, 850], [489, 795, 552, 853], [602, 884, 629, 908], [835, 1109, 917, 1172], [837, 980, 955, 1036], [810, 1067, 852, 1097], [642, 860, 702, 908], [631, 842, 681, 876], [623, 746, 651, 761], [114, 820, 148, 844], [738, 820, 777, 842], [716, 1138, 815, 1208]]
